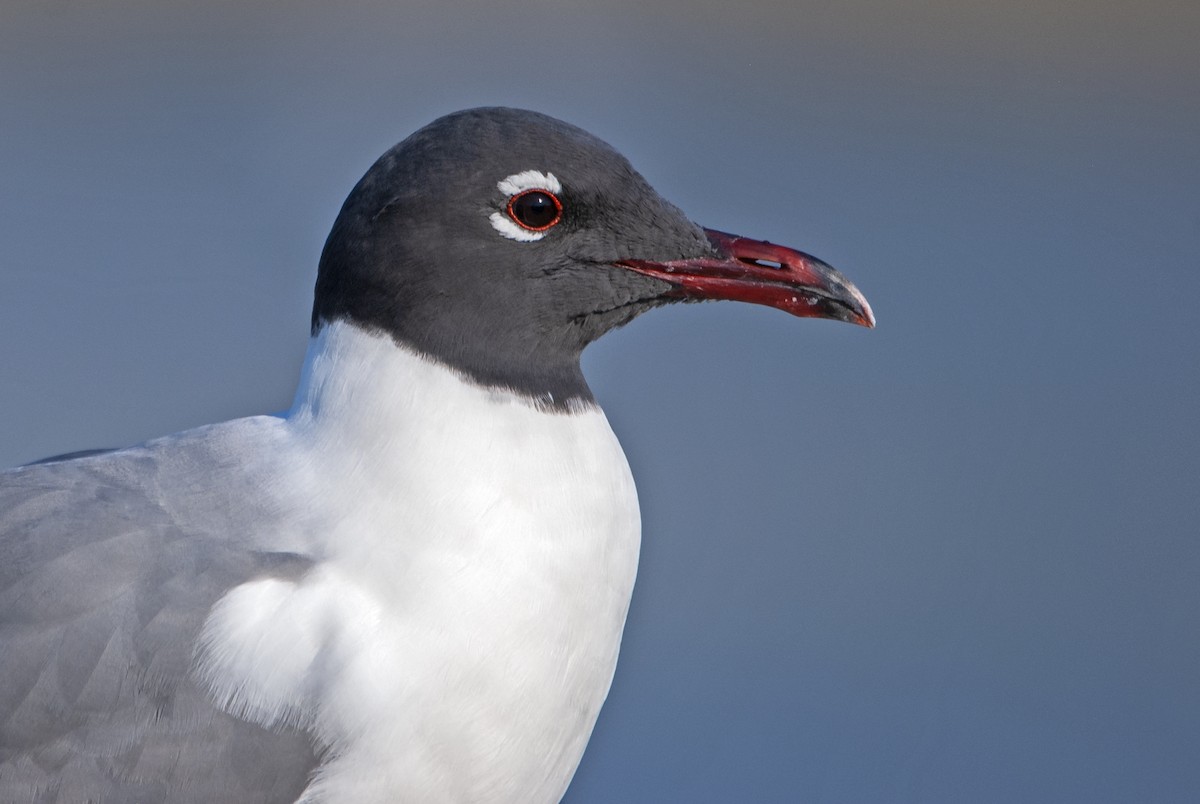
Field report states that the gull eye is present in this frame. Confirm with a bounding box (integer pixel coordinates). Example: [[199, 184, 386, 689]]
[[507, 189, 562, 231]]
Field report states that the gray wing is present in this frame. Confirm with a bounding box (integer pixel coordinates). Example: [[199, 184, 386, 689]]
[[0, 437, 320, 803]]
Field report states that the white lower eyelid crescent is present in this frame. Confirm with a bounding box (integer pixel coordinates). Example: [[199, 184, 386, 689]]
[[490, 212, 546, 242]]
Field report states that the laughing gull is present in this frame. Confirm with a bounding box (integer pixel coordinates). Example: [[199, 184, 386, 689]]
[[0, 107, 873, 803]]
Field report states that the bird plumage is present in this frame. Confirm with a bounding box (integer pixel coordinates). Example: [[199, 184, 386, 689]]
[[2, 323, 639, 802], [1, 106, 871, 802]]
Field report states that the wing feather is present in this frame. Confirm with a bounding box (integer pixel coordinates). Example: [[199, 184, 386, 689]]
[[1, 430, 320, 803]]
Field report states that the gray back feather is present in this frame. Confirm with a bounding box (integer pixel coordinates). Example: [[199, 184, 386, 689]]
[[1, 430, 319, 803]]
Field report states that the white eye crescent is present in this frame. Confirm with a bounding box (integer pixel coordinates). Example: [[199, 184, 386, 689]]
[[497, 170, 561, 196], [490, 170, 563, 242]]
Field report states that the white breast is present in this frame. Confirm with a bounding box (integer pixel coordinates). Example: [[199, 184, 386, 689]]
[[196, 321, 641, 803]]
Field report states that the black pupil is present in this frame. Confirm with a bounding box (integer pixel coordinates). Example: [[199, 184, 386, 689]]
[[511, 191, 559, 229]]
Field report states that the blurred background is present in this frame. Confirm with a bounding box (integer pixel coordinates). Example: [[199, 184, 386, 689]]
[[2, 1, 1197, 801]]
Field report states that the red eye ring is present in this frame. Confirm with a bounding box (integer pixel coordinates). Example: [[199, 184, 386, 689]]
[[506, 189, 563, 232]]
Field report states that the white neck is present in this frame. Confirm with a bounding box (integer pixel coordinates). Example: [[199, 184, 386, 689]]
[[201, 321, 642, 803]]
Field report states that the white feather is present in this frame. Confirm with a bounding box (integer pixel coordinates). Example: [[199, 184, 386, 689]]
[[195, 321, 641, 803], [489, 211, 546, 242], [496, 169, 561, 197]]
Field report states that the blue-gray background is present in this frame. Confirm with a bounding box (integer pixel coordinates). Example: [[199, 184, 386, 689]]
[[2, 2, 1197, 801]]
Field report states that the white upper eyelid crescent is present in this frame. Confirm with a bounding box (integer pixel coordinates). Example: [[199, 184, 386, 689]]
[[496, 170, 561, 197]]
